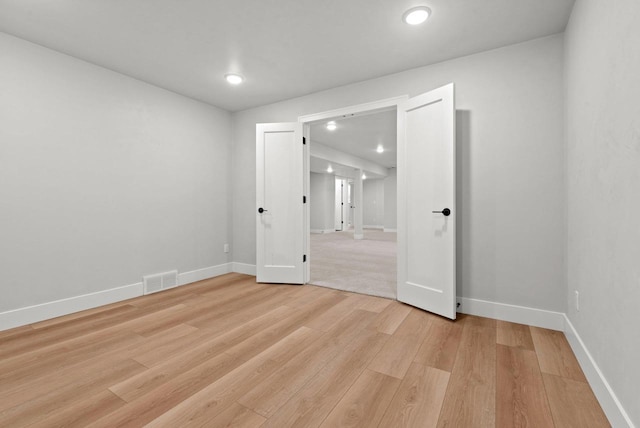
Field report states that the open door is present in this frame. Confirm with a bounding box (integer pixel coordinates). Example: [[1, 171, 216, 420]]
[[397, 84, 456, 319], [256, 122, 305, 284]]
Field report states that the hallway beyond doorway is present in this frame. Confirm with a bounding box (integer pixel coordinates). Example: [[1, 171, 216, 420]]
[[309, 229, 396, 299]]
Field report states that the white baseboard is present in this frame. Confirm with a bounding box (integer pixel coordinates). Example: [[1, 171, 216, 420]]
[[0, 262, 233, 332], [383, 228, 397, 232], [178, 263, 232, 286], [456, 296, 565, 331], [232, 262, 257, 276], [563, 315, 635, 428], [456, 297, 634, 427], [310, 229, 335, 234], [0, 282, 143, 332], [363, 225, 384, 230]]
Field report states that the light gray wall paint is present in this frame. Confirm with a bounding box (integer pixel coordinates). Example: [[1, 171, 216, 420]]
[[0, 33, 232, 313], [310, 172, 334, 231], [363, 179, 384, 226], [384, 169, 397, 230], [231, 35, 566, 312], [565, 0, 640, 424]]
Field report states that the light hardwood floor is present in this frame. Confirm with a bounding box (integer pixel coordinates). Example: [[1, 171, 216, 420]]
[[0, 273, 610, 427]]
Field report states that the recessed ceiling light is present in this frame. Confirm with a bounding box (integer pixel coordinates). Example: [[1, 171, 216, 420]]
[[376, 145, 384, 153], [327, 165, 333, 173], [402, 6, 431, 25], [326, 121, 337, 131], [225, 73, 244, 85], [362, 173, 367, 180]]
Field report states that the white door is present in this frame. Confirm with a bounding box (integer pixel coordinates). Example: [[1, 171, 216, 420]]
[[256, 123, 305, 284], [397, 83, 456, 319], [334, 178, 343, 231]]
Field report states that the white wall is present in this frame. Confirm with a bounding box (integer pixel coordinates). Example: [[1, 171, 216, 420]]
[[384, 168, 397, 230], [309, 172, 334, 232], [363, 179, 384, 227], [231, 35, 565, 312], [0, 33, 232, 313], [565, 0, 640, 424]]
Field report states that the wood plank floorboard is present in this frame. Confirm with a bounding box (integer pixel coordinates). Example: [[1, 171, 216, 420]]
[[379, 362, 450, 428], [413, 315, 463, 372], [238, 310, 376, 418], [319, 369, 401, 428], [543, 373, 611, 428], [367, 309, 431, 379], [497, 320, 535, 351], [436, 316, 497, 427], [496, 344, 554, 428], [368, 300, 412, 335], [0, 273, 609, 427], [531, 326, 588, 382]]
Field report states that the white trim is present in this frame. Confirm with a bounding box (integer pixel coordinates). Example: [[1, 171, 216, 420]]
[[363, 225, 384, 230], [563, 315, 635, 428], [0, 282, 143, 332], [232, 262, 257, 276], [456, 296, 565, 331], [178, 263, 232, 286], [383, 228, 397, 232], [0, 262, 233, 332], [310, 229, 335, 234], [298, 96, 408, 124]]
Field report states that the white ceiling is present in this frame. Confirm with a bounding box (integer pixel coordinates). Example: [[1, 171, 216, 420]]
[[311, 110, 397, 168], [310, 157, 386, 181], [0, 0, 575, 111]]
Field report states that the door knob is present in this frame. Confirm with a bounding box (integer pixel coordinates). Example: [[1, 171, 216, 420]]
[[258, 207, 268, 213], [432, 208, 451, 216]]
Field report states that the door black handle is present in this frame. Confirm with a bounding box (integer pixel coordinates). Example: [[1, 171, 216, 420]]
[[258, 207, 268, 213], [432, 208, 451, 216]]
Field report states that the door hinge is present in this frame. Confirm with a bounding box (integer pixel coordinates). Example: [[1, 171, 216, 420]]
[[303, 137, 306, 145], [303, 196, 306, 203], [303, 255, 307, 262]]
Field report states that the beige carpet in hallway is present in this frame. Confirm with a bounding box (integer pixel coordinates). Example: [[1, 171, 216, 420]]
[[309, 228, 397, 299]]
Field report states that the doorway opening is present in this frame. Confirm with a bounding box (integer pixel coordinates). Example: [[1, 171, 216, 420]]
[[306, 109, 398, 299], [256, 85, 456, 319]]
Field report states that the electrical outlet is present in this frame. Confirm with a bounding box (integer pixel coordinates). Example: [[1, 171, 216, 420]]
[[575, 290, 580, 311], [223, 243, 229, 253]]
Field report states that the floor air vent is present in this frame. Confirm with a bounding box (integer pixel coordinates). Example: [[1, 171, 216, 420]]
[[143, 270, 178, 295]]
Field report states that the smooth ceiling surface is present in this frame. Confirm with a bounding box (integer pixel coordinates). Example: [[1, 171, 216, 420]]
[[311, 110, 397, 168], [0, 0, 575, 111]]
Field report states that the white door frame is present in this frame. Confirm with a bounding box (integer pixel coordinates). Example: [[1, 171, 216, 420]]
[[298, 96, 408, 284]]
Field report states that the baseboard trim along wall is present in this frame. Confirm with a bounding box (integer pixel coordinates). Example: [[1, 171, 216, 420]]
[[456, 296, 565, 331], [563, 316, 635, 428], [363, 225, 384, 230], [456, 296, 632, 427], [231, 262, 257, 276], [383, 228, 397, 232], [177, 263, 232, 286], [0, 262, 251, 332], [310, 229, 335, 234], [0, 269, 631, 426], [0, 282, 144, 332]]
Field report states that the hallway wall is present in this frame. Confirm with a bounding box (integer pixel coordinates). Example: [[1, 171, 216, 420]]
[[310, 172, 335, 232]]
